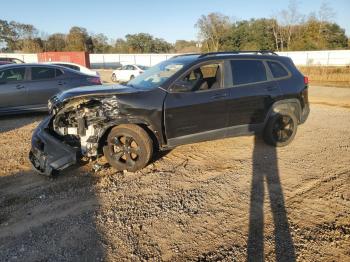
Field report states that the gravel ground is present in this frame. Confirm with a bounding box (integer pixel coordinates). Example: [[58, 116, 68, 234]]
[[0, 94, 349, 261]]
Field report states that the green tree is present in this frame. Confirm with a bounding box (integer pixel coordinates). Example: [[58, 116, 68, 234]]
[[114, 38, 129, 53], [125, 33, 154, 53], [124, 33, 172, 53], [19, 37, 43, 52], [195, 12, 231, 51], [174, 40, 200, 53], [65, 26, 92, 52], [0, 20, 39, 51], [222, 19, 276, 51], [91, 33, 112, 53], [46, 33, 66, 51]]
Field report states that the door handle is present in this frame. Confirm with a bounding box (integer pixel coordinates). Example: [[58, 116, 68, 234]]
[[16, 84, 25, 89], [58, 81, 65, 86], [211, 93, 227, 99]]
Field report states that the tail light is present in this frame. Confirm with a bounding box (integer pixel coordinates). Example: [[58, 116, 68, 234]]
[[304, 76, 309, 85], [88, 77, 102, 85]]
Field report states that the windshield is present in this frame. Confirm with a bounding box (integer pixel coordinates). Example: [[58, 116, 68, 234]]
[[127, 59, 189, 89]]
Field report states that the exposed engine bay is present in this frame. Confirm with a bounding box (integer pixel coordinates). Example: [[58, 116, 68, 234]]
[[51, 96, 123, 157]]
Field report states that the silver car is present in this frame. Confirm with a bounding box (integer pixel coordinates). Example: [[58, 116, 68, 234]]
[[0, 64, 102, 115]]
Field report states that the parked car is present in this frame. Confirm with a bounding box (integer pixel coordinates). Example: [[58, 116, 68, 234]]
[[0, 57, 25, 64], [30, 51, 310, 176], [44, 61, 99, 76], [0, 64, 101, 115], [111, 64, 149, 82], [0, 61, 14, 66]]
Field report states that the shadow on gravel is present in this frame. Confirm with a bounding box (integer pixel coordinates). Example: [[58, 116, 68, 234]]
[[0, 170, 106, 261], [0, 112, 47, 134], [247, 136, 296, 261]]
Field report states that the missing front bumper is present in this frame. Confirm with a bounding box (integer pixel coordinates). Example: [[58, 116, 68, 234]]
[[29, 117, 79, 176]]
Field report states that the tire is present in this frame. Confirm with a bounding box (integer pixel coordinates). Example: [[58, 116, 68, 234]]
[[263, 110, 298, 147], [103, 124, 153, 172], [111, 73, 117, 82]]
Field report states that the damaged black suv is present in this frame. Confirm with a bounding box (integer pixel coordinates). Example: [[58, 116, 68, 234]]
[[29, 51, 310, 175]]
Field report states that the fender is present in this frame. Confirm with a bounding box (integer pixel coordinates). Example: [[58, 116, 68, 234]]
[[264, 98, 302, 125], [97, 116, 164, 151]]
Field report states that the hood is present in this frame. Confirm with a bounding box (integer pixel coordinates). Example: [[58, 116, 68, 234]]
[[56, 84, 139, 102]]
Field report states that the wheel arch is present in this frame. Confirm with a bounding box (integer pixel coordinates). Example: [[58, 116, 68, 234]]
[[265, 99, 302, 126], [97, 118, 162, 154]]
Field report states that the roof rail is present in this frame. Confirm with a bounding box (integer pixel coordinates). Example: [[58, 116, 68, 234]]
[[198, 50, 278, 58], [170, 53, 201, 59]]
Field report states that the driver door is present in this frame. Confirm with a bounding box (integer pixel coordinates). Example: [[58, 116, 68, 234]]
[[164, 61, 230, 147]]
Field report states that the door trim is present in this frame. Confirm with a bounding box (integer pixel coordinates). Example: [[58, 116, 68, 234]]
[[167, 123, 264, 148]]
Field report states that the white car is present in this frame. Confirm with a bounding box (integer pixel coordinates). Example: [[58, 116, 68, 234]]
[[111, 64, 149, 82], [44, 62, 99, 77]]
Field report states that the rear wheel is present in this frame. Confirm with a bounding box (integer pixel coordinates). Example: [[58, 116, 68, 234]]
[[103, 124, 153, 172], [263, 110, 298, 147]]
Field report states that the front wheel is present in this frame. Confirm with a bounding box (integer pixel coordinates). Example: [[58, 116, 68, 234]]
[[103, 124, 153, 172], [263, 110, 298, 147]]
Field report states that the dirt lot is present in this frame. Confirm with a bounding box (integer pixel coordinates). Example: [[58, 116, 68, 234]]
[[0, 86, 349, 261]]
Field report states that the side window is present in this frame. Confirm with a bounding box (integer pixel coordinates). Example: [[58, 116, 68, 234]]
[[267, 61, 289, 78], [55, 64, 79, 71], [231, 60, 267, 85], [66, 64, 80, 71], [55, 69, 64, 77], [121, 65, 128, 70], [72, 65, 80, 71], [181, 63, 222, 92], [31, 67, 56, 80], [0, 68, 25, 82]]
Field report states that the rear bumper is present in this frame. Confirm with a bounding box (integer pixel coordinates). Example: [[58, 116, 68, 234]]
[[29, 117, 78, 176], [300, 103, 310, 124]]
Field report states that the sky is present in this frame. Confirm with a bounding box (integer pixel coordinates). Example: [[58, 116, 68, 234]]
[[2, 0, 350, 43]]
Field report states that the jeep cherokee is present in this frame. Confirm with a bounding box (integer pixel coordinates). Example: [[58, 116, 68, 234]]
[[29, 51, 310, 175]]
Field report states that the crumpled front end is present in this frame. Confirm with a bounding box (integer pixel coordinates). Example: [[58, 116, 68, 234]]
[[29, 117, 79, 176], [30, 95, 124, 175]]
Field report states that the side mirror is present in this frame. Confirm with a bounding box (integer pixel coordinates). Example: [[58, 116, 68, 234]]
[[171, 81, 193, 93]]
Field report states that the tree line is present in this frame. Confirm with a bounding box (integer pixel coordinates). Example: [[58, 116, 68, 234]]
[[0, 1, 348, 53], [196, 2, 348, 52]]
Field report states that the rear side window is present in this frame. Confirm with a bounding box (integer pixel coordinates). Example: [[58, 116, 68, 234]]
[[55, 64, 80, 71], [0, 68, 25, 82], [31, 67, 56, 80], [231, 60, 267, 85], [55, 69, 64, 77], [267, 61, 289, 78]]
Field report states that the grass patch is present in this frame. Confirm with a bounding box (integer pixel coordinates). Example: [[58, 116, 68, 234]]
[[298, 66, 350, 87]]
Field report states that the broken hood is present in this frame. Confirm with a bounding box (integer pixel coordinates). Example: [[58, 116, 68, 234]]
[[55, 84, 140, 102]]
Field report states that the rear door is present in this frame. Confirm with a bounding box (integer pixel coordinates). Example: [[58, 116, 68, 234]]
[[0, 67, 28, 110], [25, 66, 66, 107], [226, 59, 281, 133]]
